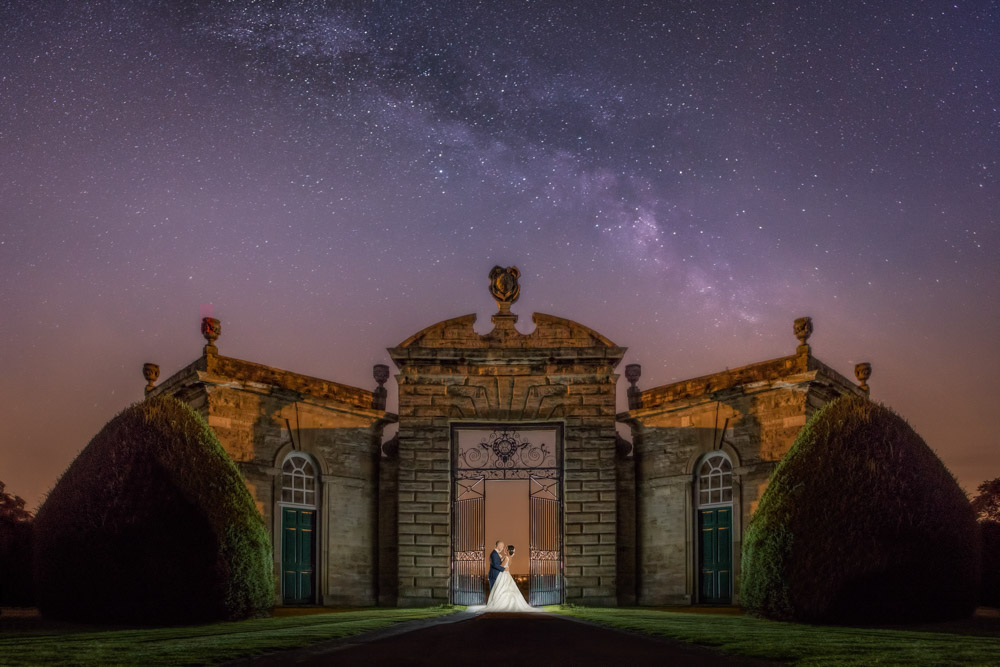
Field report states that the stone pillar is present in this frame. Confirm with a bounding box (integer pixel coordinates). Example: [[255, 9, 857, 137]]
[[395, 395, 451, 606], [319, 475, 334, 606], [562, 405, 619, 606], [378, 437, 399, 606], [683, 478, 694, 604], [615, 435, 637, 605]]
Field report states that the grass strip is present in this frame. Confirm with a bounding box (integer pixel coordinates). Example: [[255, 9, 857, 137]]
[[0, 607, 455, 666], [553, 607, 1000, 666]]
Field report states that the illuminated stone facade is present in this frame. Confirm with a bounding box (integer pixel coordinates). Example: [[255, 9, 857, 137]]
[[146, 272, 868, 607], [387, 310, 625, 606]]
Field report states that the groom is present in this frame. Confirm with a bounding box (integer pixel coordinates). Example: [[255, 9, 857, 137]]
[[488, 540, 505, 590]]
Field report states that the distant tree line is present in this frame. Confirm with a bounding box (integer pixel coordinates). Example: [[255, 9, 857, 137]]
[[0, 480, 34, 606], [973, 477, 1000, 606]]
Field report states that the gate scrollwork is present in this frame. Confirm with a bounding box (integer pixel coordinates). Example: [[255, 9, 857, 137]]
[[456, 427, 557, 480]]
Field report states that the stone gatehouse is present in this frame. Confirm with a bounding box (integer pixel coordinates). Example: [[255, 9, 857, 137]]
[[144, 267, 869, 607]]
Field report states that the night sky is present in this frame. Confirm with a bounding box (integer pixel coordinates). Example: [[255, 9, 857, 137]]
[[1, 1, 997, 511]]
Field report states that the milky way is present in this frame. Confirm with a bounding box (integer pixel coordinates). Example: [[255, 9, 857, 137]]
[[1, 1, 997, 509]]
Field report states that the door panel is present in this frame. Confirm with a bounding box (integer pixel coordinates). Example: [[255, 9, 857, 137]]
[[282, 507, 316, 604], [699, 507, 732, 603]]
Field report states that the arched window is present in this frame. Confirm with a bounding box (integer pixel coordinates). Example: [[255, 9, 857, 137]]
[[281, 452, 317, 506], [697, 452, 733, 506]]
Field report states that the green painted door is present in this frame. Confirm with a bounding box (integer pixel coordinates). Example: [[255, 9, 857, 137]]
[[699, 507, 732, 603], [282, 508, 315, 604]]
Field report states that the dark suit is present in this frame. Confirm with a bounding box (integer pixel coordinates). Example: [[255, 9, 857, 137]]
[[488, 549, 504, 589]]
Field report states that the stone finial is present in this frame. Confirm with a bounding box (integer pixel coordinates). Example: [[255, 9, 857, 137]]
[[201, 317, 221, 356], [142, 363, 159, 395], [855, 362, 872, 395], [625, 363, 642, 410], [794, 316, 813, 356], [372, 363, 389, 410]]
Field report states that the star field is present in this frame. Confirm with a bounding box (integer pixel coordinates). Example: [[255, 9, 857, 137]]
[[0, 0, 997, 509]]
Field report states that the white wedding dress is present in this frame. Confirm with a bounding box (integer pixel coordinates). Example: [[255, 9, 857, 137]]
[[482, 562, 535, 612]]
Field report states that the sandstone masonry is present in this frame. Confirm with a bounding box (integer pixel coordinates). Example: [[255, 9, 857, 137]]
[[141, 275, 872, 609], [387, 310, 625, 606]]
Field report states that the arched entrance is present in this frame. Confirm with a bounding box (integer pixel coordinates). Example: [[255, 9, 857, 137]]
[[279, 451, 318, 604], [695, 451, 733, 603], [450, 423, 563, 606]]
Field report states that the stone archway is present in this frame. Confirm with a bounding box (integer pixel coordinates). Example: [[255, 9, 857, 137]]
[[450, 423, 564, 606], [387, 267, 626, 607]]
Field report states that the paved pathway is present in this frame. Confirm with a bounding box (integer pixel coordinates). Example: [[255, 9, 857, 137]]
[[233, 611, 777, 666]]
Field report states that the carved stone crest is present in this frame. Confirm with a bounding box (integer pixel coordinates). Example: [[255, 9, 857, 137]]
[[489, 265, 521, 309]]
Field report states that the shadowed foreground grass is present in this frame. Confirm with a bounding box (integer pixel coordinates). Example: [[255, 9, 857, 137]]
[[0, 607, 455, 666], [554, 606, 1000, 666]]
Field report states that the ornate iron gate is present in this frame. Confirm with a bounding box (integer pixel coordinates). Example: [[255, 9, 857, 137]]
[[529, 475, 563, 605], [451, 424, 563, 606], [452, 477, 486, 605]]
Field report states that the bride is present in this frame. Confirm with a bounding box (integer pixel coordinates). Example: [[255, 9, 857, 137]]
[[483, 545, 535, 612]]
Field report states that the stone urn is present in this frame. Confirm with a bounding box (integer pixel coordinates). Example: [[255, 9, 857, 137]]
[[855, 362, 872, 393], [372, 364, 390, 410], [625, 363, 642, 410], [201, 317, 221, 354], [142, 363, 159, 394], [794, 316, 813, 354]]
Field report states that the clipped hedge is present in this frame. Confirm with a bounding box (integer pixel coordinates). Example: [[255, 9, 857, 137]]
[[741, 395, 978, 623], [34, 396, 273, 624], [981, 520, 1000, 607]]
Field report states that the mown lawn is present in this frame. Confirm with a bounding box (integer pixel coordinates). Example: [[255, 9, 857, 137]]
[[554, 606, 1000, 666], [0, 606, 456, 666]]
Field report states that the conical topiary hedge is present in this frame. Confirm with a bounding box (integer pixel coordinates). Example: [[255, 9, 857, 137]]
[[740, 395, 978, 623], [34, 396, 273, 624]]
